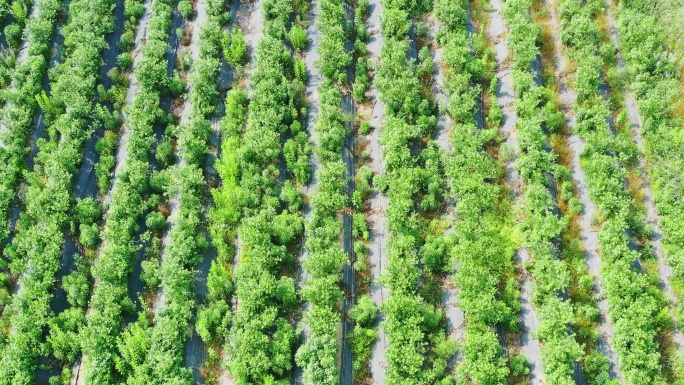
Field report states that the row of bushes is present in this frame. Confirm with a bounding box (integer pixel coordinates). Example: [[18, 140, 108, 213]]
[[92, 0, 153, 196], [0, 0, 9, 20], [0, 0, 35, 88], [0, 0, 61, 311], [556, 0, 669, 383], [436, 0, 519, 383], [197, 88, 244, 362], [0, 0, 117, 382], [201, 63, 249, 361], [499, 0, 601, 383], [41, 0, 149, 380], [616, 0, 684, 333], [118, 165, 205, 384], [205, 2, 250, 290], [117, 0, 229, 381], [0, 0, 61, 244], [293, 0, 353, 382], [221, 0, 309, 382], [373, 0, 457, 383], [189, 4, 250, 382], [79, 0, 178, 381], [344, 0, 380, 380], [351, 0, 370, 102]]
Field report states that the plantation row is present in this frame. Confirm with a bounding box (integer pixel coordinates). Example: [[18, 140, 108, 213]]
[[190, 0, 242, 382], [617, 0, 684, 338], [500, 0, 610, 382], [0, 0, 60, 308], [437, 0, 518, 383], [113, 0, 226, 381], [57, 0, 146, 379], [80, 0, 175, 381], [612, 0, 684, 379], [0, 0, 35, 90], [293, 0, 351, 381], [555, 0, 673, 382], [221, 0, 309, 381], [345, 0, 375, 380], [200, 18, 247, 382], [371, 0, 465, 382], [1, 0, 156, 379], [2, 0, 684, 382], [0, 0, 117, 381]]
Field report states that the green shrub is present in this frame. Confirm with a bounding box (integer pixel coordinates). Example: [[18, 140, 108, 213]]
[[10, 1, 27, 24], [356, 165, 373, 197], [357, 0, 369, 16], [349, 295, 377, 327], [4, 23, 21, 49], [354, 241, 366, 259], [116, 52, 134, 68], [79, 223, 100, 249], [288, 24, 308, 52], [118, 30, 135, 51], [353, 68, 369, 101], [380, 8, 410, 39], [168, 70, 185, 95], [281, 180, 302, 211], [155, 135, 174, 167], [359, 121, 371, 135], [178, 0, 192, 18], [352, 213, 368, 240], [420, 235, 447, 272], [510, 354, 530, 376], [75, 198, 101, 225], [487, 95, 503, 128], [149, 170, 170, 193], [207, 260, 232, 300], [140, 258, 161, 289], [434, 0, 466, 30], [196, 300, 231, 343], [349, 326, 377, 365], [415, 22, 429, 38], [48, 308, 85, 363], [62, 259, 90, 308], [223, 28, 247, 67], [145, 212, 166, 231]]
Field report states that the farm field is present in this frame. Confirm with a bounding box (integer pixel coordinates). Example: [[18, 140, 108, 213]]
[[0, 0, 683, 383]]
